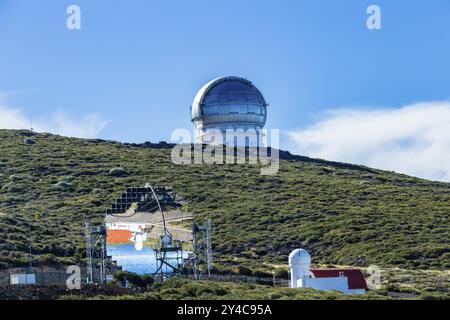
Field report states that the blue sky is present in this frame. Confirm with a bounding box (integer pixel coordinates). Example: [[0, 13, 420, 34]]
[[1, 0, 450, 181]]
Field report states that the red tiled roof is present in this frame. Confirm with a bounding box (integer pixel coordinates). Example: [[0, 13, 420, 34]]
[[310, 268, 368, 290]]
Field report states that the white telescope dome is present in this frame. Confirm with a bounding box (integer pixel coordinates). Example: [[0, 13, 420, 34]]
[[289, 248, 311, 288], [191, 76, 268, 144], [289, 248, 311, 266]]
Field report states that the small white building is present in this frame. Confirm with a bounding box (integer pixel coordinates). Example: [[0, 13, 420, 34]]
[[10, 273, 36, 285], [289, 249, 367, 294]]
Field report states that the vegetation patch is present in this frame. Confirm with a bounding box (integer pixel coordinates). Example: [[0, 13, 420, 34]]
[[0, 129, 449, 298], [23, 138, 36, 145], [109, 167, 129, 177]]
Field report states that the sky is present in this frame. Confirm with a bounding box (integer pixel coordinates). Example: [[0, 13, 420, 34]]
[[0, 0, 450, 181]]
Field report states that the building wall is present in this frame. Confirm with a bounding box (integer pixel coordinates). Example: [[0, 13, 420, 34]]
[[298, 276, 366, 294], [10, 274, 36, 285], [301, 277, 349, 292]]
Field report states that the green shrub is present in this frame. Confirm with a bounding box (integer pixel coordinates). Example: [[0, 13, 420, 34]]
[[53, 181, 74, 191], [274, 268, 289, 279], [24, 138, 35, 145], [231, 265, 253, 276], [253, 269, 273, 278], [9, 174, 32, 181], [109, 167, 129, 177], [1, 182, 25, 193], [58, 175, 75, 182], [113, 271, 154, 288]]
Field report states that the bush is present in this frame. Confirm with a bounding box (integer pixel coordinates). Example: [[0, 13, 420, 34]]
[[109, 167, 129, 177], [231, 265, 253, 276], [113, 271, 154, 289], [420, 293, 449, 300], [274, 268, 289, 279], [18, 130, 35, 137], [24, 138, 35, 145], [9, 174, 32, 182], [53, 181, 74, 191], [92, 188, 103, 194], [1, 182, 25, 193], [253, 269, 273, 278], [58, 175, 75, 182]]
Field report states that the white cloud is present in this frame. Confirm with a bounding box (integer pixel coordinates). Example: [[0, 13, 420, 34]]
[[40, 111, 109, 139], [0, 105, 31, 130], [286, 101, 450, 182], [0, 98, 108, 139]]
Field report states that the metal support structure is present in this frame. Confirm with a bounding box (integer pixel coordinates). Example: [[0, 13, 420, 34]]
[[155, 243, 184, 277], [84, 222, 109, 284], [190, 219, 213, 279], [99, 232, 106, 283]]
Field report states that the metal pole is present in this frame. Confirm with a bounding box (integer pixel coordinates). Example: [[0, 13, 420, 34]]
[[28, 217, 33, 273], [100, 233, 106, 283], [206, 219, 213, 277], [85, 222, 93, 283], [192, 222, 199, 280]]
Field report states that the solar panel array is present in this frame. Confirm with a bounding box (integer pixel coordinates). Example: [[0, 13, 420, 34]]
[[105, 186, 178, 215]]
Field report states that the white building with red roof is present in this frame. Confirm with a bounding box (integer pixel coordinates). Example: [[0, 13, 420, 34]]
[[289, 249, 368, 294]]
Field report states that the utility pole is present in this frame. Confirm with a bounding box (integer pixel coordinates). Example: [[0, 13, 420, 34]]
[[27, 216, 33, 273]]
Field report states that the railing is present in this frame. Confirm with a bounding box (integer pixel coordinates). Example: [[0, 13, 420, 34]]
[[185, 273, 290, 287]]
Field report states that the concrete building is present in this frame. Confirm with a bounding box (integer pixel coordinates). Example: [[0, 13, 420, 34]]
[[289, 249, 368, 294], [191, 76, 268, 146], [10, 273, 36, 285]]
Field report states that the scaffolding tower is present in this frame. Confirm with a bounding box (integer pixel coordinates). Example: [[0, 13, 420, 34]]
[[189, 219, 213, 279], [84, 222, 110, 284]]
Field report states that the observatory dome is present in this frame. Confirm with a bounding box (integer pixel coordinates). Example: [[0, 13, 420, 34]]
[[289, 248, 311, 266], [191, 76, 268, 144]]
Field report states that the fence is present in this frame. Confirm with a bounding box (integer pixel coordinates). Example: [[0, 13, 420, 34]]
[[0, 267, 290, 288], [187, 273, 290, 287]]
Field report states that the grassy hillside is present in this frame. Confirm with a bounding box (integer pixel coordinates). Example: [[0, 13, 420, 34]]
[[0, 129, 449, 274], [0, 278, 389, 300], [60, 278, 390, 300], [62, 268, 450, 300], [1, 269, 448, 300]]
